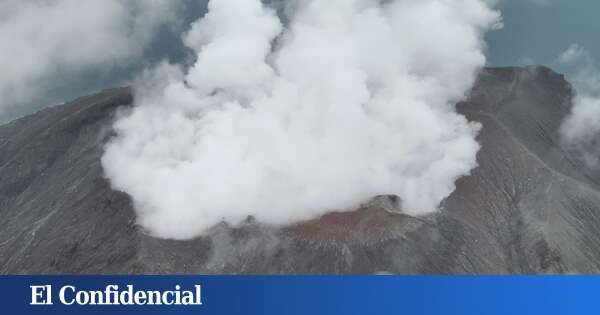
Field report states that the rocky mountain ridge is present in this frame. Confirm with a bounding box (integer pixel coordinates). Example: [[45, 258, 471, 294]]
[[2, 66, 600, 274]]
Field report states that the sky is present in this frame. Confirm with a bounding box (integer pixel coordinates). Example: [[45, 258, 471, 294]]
[[487, 0, 600, 69], [0, 0, 598, 122], [0, 0, 208, 122]]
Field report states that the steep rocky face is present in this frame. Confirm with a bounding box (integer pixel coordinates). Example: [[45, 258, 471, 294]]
[[1, 66, 600, 274]]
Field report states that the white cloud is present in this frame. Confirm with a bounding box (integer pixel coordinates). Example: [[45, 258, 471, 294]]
[[558, 44, 600, 168], [103, 0, 501, 239], [559, 44, 590, 64], [0, 0, 180, 115]]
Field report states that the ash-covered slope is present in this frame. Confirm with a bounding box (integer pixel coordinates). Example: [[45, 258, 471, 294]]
[[2, 66, 600, 274]]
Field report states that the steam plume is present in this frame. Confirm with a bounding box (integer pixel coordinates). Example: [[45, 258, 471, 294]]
[[558, 44, 600, 168], [103, 0, 501, 239], [0, 0, 180, 117]]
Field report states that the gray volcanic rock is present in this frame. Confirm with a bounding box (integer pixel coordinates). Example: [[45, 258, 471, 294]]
[[2, 66, 600, 274]]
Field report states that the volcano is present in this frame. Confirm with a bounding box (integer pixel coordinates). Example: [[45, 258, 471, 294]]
[[1, 66, 600, 274]]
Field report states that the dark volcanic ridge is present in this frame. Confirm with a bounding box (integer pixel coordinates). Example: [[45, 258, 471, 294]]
[[2, 66, 600, 274]]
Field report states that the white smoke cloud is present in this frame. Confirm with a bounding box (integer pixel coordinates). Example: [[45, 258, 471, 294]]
[[558, 44, 600, 168], [0, 0, 180, 116], [103, 0, 501, 240]]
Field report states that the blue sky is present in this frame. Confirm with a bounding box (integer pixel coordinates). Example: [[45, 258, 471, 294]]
[[487, 0, 600, 69], [2, 0, 598, 122], [67, 1, 600, 105]]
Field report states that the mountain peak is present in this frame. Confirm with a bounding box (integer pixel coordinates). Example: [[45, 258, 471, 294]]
[[1, 67, 598, 274]]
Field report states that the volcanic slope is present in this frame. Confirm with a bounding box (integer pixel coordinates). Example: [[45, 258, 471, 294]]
[[1, 66, 599, 274]]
